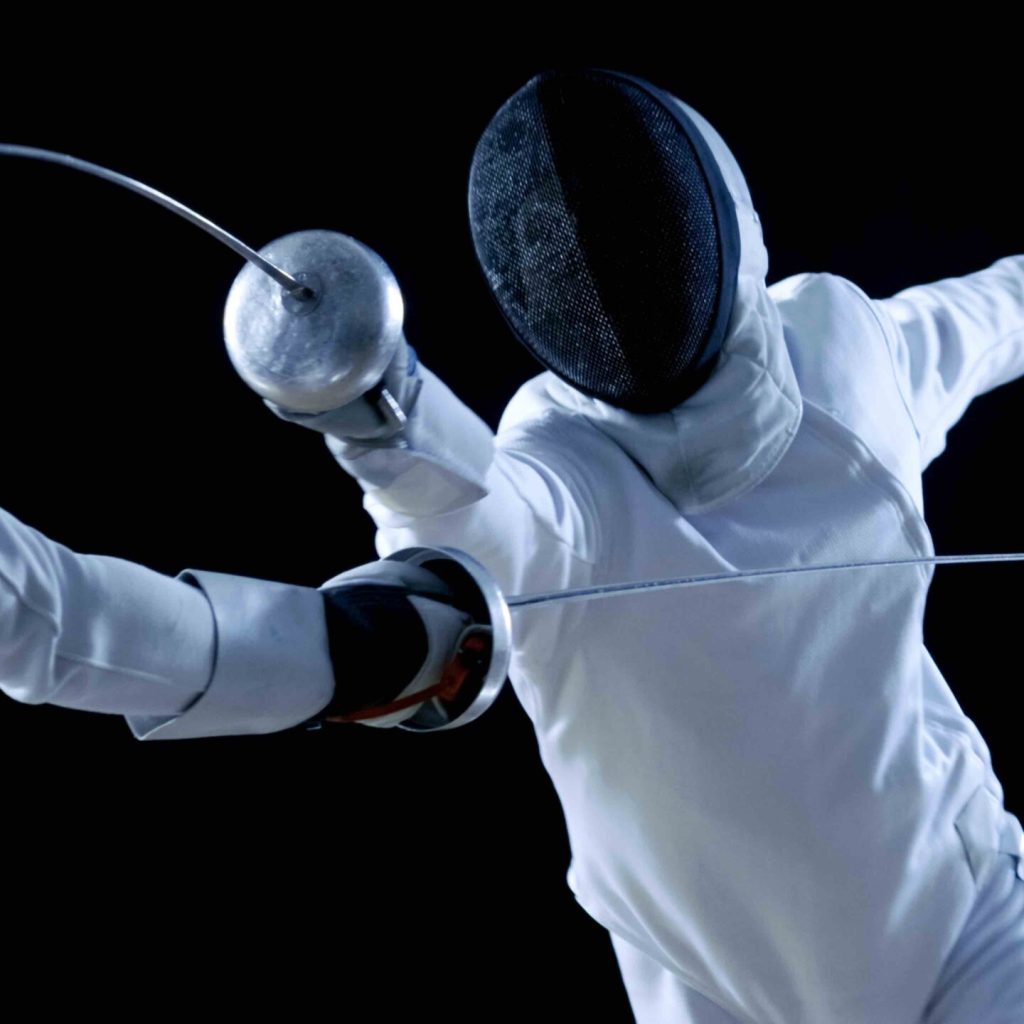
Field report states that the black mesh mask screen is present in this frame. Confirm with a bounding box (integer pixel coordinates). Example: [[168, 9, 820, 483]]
[[468, 68, 740, 413]]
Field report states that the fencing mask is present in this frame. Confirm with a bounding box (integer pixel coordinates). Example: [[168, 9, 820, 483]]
[[468, 68, 741, 413]]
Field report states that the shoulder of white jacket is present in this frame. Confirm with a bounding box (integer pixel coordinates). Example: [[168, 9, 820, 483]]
[[766, 271, 820, 303], [769, 271, 884, 331], [769, 270, 877, 301], [495, 373, 623, 452], [496, 371, 570, 435]]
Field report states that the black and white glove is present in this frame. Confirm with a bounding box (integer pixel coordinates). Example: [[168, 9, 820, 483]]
[[310, 558, 478, 729]]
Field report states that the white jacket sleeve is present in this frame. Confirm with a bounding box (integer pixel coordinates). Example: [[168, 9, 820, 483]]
[[0, 505, 336, 741], [0, 504, 214, 715], [320, 364, 599, 602], [872, 254, 1024, 467]]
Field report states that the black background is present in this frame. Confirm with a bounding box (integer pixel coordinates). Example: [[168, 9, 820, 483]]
[[2, 40, 1022, 1019]]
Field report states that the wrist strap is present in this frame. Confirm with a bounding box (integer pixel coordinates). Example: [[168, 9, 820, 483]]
[[322, 630, 489, 725]]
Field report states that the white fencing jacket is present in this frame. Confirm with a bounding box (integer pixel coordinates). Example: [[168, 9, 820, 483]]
[[314, 100, 1024, 1023], [1, 95, 1021, 1022]]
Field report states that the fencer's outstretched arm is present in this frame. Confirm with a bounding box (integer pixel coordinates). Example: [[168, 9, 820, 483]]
[[871, 254, 1024, 467], [0, 503, 474, 738]]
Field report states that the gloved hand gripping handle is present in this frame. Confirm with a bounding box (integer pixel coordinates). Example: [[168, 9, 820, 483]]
[[222, 229, 414, 420], [311, 549, 512, 733]]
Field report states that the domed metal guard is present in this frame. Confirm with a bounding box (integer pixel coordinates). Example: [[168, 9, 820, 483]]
[[357, 546, 512, 732], [222, 230, 406, 413]]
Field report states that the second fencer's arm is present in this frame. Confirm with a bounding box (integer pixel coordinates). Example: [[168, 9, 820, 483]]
[[0, 500, 338, 740], [0, 503, 216, 717]]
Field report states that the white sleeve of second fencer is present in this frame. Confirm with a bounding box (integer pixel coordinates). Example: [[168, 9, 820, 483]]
[[0, 503, 215, 716], [322, 364, 600, 600], [0, 504, 337, 741], [871, 254, 1024, 467], [123, 569, 336, 741]]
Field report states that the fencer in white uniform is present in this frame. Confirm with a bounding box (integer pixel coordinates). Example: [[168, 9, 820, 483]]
[[265, 70, 1024, 1022]]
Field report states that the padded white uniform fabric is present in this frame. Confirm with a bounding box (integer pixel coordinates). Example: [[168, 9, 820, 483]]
[[315, 96, 1024, 1022], [0, 505, 337, 740], [0, 504, 216, 718]]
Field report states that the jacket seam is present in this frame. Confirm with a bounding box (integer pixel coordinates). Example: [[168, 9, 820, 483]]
[[923, 718, 1000, 789], [844, 272, 1024, 459], [680, 352, 803, 514], [49, 650, 171, 689], [496, 413, 602, 569], [916, 327, 1024, 452], [0, 566, 60, 633], [799, 401, 932, 570], [831, 275, 923, 445], [0, 570, 175, 698], [493, 453, 598, 570]]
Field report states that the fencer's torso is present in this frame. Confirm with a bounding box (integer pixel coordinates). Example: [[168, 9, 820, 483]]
[[481, 272, 1021, 1023], [354, 264, 1024, 1023]]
